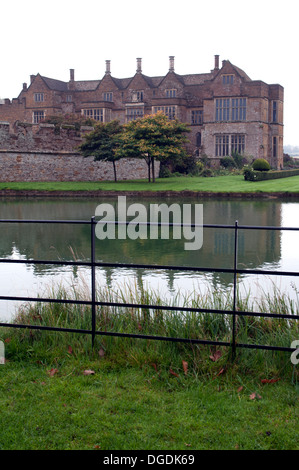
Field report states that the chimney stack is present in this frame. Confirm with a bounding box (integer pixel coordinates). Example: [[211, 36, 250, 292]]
[[69, 69, 75, 81], [169, 56, 175, 72], [105, 60, 111, 75], [136, 58, 142, 73], [214, 55, 219, 70], [22, 83, 27, 91]]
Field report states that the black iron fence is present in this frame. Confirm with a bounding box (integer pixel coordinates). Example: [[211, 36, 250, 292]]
[[0, 217, 298, 357]]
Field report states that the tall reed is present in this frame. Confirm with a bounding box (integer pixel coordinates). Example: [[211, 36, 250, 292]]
[[3, 277, 298, 379]]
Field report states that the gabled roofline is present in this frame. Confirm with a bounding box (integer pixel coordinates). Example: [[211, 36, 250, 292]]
[[211, 60, 251, 82]]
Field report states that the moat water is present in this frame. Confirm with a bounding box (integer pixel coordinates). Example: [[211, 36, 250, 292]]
[[0, 196, 299, 321]]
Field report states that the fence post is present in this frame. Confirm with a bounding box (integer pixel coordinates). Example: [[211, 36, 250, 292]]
[[232, 220, 238, 359], [91, 216, 96, 348]]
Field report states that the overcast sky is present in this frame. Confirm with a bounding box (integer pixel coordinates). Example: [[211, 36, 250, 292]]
[[0, 0, 297, 145]]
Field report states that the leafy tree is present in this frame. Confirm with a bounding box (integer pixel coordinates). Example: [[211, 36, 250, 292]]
[[116, 112, 190, 182], [79, 120, 123, 182]]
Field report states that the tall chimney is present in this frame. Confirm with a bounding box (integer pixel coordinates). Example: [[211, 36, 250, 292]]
[[136, 58, 142, 73], [169, 56, 175, 72], [105, 60, 111, 75], [23, 83, 27, 91], [70, 69, 75, 81], [214, 55, 219, 70]]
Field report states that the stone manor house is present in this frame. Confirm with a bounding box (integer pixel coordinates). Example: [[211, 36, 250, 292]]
[[0, 55, 284, 168]]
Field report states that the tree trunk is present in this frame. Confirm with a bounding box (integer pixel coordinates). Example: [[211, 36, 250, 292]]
[[151, 157, 155, 183], [147, 157, 151, 182], [112, 161, 117, 182]]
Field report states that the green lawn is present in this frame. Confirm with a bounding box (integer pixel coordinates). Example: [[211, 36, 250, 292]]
[[1, 174, 299, 194], [0, 355, 298, 450]]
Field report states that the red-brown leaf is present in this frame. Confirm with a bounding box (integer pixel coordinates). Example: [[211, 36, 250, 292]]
[[182, 360, 188, 375], [209, 350, 222, 362], [261, 378, 280, 384], [48, 368, 58, 377], [68, 345, 73, 355], [170, 368, 179, 377]]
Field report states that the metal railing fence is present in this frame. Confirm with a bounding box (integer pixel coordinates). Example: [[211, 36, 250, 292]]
[[0, 217, 298, 357]]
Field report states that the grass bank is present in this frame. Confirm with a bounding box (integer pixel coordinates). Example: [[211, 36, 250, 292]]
[[0, 281, 298, 450], [0, 174, 299, 196]]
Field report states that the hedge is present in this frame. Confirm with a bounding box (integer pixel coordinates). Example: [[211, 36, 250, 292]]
[[244, 168, 299, 181]]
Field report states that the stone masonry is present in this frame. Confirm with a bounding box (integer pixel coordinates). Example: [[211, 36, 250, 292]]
[[0, 122, 157, 182], [0, 55, 284, 171]]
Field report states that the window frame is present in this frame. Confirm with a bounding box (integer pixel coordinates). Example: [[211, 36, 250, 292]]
[[81, 108, 111, 122], [222, 75, 234, 85], [231, 134, 245, 154], [272, 101, 277, 123], [273, 136, 277, 158], [103, 92, 113, 102], [126, 107, 144, 122], [34, 93, 44, 103], [215, 133, 245, 157], [153, 106, 176, 120], [33, 110, 45, 123], [215, 98, 246, 122], [191, 110, 203, 125], [165, 89, 177, 98]]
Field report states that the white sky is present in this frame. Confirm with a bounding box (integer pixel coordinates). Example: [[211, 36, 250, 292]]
[[0, 0, 298, 145]]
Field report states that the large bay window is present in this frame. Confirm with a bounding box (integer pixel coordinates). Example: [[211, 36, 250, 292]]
[[215, 98, 246, 122], [215, 134, 245, 157], [153, 106, 176, 120], [126, 107, 144, 121], [81, 108, 111, 122]]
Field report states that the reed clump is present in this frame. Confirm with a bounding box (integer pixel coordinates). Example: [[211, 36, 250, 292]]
[[3, 278, 299, 380]]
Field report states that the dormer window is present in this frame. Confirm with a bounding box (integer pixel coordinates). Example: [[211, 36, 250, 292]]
[[222, 75, 234, 85], [132, 91, 144, 102], [103, 92, 113, 102], [166, 89, 176, 98], [34, 93, 44, 102]]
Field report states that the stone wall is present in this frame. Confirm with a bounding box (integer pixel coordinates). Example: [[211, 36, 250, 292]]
[[0, 121, 159, 181], [0, 150, 154, 182]]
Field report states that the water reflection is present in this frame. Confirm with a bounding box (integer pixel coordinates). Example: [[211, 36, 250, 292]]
[[0, 195, 296, 321]]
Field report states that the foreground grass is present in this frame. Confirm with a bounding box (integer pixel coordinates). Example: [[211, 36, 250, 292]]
[[0, 355, 298, 450], [0, 281, 298, 450], [1, 174, 299, 193]]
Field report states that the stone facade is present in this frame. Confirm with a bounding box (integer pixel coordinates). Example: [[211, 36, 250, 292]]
[[0, 122, 157, 182], [0, 55, 284, 169]]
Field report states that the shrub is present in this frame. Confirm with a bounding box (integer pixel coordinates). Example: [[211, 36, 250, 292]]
[[244, 167, 299, 181], [201, 168, 214, 177], [252, 158, 270, 171], [231, 151, 246, 169], [220, 156, 236, 169]]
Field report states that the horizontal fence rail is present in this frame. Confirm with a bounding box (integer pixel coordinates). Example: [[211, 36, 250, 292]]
[[0, 217, 298, 357]]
